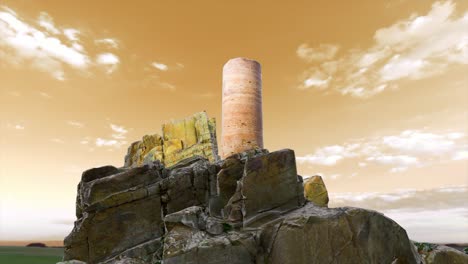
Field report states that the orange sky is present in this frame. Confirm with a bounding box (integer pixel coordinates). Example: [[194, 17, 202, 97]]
[[1, 0, 467, 243]]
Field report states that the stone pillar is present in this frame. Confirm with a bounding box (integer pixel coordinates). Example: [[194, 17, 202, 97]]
[[221, 57, 263, 158]]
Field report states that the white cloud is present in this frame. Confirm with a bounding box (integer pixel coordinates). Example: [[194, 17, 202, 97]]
[[6, 123, 24, 130], [330, 185, 468, 243], [96, 138, 118, 147], [95, 38, 118, 49], [297, 1, 468, 98], [96, 53, 119, 74], [297, 144, 357, 166], [95, 124, 128, 148], [452, 150, 468, 160], [297, 155, 343, 166], [37, 12, 59, 34], [382, 130, 461, 154], [159, 82, 176, 91], [38, 91, 52, 98], [110, 123, 127, 139], [67, 120, 84, 128], [0, 6, 121, 79], [297, 129, 466, 171], [330, 185, 467, 210], [389, 167, 409, 173], [297, 43, 340, 62], [0, 7, 88, 80], [151, 62, 168, 71], [367, 155, 419, 166], [63, 28, 79, 41], [50, 138, 64, 144]]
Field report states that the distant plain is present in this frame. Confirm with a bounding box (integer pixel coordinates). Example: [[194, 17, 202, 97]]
[[0, 246, 63, 264]]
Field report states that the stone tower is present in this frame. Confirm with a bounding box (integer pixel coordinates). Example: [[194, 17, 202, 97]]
[[221, 57, 263, 158]]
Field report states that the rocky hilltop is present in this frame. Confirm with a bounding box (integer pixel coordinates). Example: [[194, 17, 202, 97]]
[[61, 113, 467, 264]]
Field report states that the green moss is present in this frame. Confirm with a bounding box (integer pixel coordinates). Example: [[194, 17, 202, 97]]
[[414, 242, 436, 253], [222, 223, 233, 232]]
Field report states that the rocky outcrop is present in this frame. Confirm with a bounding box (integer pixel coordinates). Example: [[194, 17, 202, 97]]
[[303, 175, 329, 207], [63, 145, 424, 264], [64, 156, 220, 263], [223, 149, 305, 226], [418, 244, 468, 264], [124, 112, 219, 168], [162, 204, 422, 264]]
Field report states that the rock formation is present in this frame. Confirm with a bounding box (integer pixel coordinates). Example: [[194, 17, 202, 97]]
[[60, 58, 466, 263], [62, 135, 428, 263], [221, 58, 263, 158], [415, 243, 468, 264], [124, 112, 218, 168]]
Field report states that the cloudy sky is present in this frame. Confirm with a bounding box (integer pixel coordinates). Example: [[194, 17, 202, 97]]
[[0, 0, 467, 243]]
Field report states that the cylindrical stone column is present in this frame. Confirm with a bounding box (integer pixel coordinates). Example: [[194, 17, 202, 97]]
[[221, 57, 263, 158]]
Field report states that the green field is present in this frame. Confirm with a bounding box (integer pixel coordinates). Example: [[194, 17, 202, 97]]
[[0, 246, 63, 264]]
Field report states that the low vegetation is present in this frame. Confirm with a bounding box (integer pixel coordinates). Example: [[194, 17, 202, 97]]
[[0, 246, 63, 264]]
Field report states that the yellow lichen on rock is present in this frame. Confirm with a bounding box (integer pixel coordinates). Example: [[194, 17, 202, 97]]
[[124, 134, 163, 167], [124, 112, 219, 168], [303, 175, 329, 207], [163, 112, 219, 167]]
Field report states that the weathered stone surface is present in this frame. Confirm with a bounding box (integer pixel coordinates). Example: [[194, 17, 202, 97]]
[[57, 261, 87, 264], [163, 224, 257, 264], [260, 204, 422, 264], [303, 175, 329, 207], [79, 164, 162, 212], [81, 166, 119, 183], [143, 146, 163, 165], [65, 194, 164, 264], [64, 158, 220, 264], [160, 158, 218, 215], [124, 134, 163, 168], [161, 203, 422, 264], [424, 245, 468, 264], [63, 146, 424, 264], [87, 195, 163, 263], [164, 206, 207, 231], [63, 213, 93, 261], [224, 149, 304, 225], [124, 112, 219, 168], [215, 157, 244, 217], [100, 238, 163, 264]]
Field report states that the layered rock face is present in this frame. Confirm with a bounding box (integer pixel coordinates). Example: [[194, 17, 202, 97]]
[[124, 112, 218, 168], [63, 144, 428, 264]]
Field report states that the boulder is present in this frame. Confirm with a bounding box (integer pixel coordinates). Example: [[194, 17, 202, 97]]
[[260, 204, 422, 264], [303, 175, 329, 207], [424, 245, 468, 264], [159, 203, 422, 264], [224, 149, 305, 226]]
